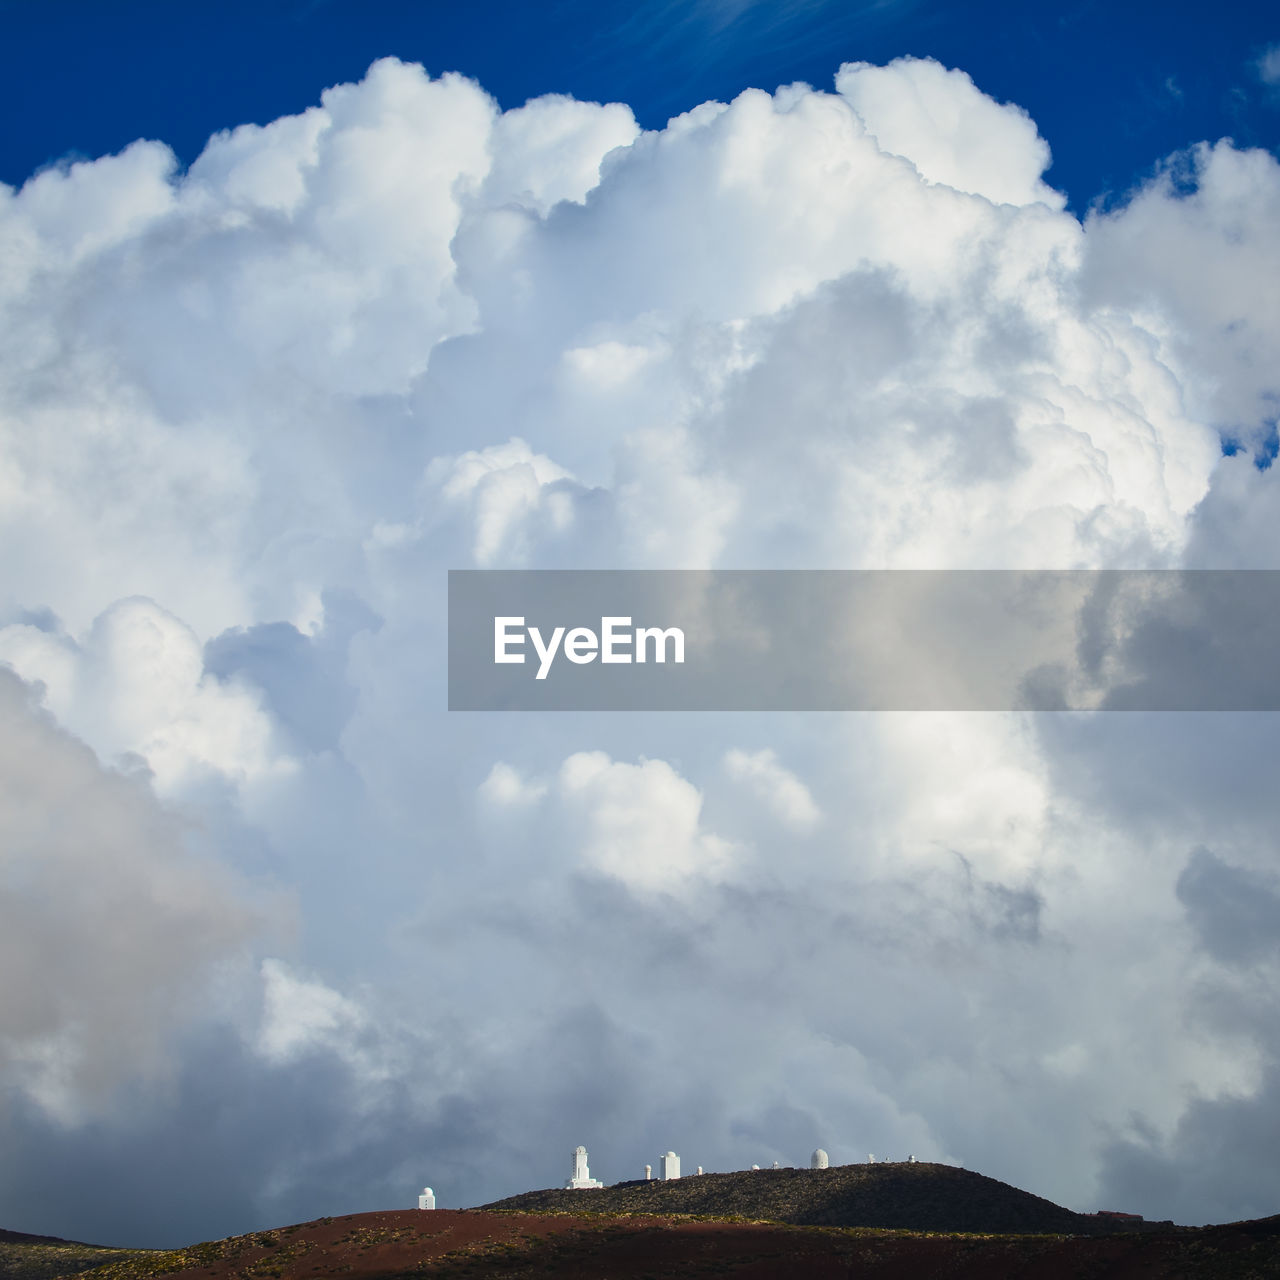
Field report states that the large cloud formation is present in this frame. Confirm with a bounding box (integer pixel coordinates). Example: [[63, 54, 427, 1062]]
[[1, 54, 1279, 1242]]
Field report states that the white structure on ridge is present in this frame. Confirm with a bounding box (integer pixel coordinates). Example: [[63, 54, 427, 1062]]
[[566, 1145, 604, 1189], [644, 1163, 652, 1180], [811, 1149, 829, 1170], [660, 1151, 681, 1180], [418, 1187, 435, 1210]]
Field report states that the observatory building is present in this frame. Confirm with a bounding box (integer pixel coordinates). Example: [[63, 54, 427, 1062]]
[[566, 1145, 604, 1189], [660, 1151, 681, 1180], [417, 1187, 435, 1210], [811, 1148, 829, 1169]]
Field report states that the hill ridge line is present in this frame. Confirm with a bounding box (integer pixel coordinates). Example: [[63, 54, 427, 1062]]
[[478, 1160, 1171, 1236]]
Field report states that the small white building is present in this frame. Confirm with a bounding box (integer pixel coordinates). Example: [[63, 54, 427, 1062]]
[[660, 1151, 681, 1180], [566, 1144, 604, 1189], [417, 1187, 436, 1210], [811, 1148, 829, 1169]]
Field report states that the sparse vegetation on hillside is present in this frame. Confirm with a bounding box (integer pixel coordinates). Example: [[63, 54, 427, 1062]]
[[1, 1168, 1276, 1280], [0, 1229, 151, 1280], [480, 1161, 1163, 1236], [0, 1208, 1275, 1280]]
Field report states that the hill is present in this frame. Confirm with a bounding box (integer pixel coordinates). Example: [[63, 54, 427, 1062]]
[[0, 1229, 149, 1280], [2, 1208, 1277, 1280], [480, 1161, 1163, 1235]]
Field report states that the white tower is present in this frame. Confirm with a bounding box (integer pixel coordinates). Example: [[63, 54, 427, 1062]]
[[566, 1144, 604, 1189], [660, 1151, 681, 1180], [417, 1187, 435, 1210], [811, 1148, 829, 1169]]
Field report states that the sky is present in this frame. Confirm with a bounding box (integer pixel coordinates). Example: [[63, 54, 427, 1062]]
[[1, 0, 1280, 1249]]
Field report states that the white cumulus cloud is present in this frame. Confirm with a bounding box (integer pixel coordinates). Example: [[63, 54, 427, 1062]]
[[836, 57, 1064, 209], [558, 751, 736, 894], [723, 747, 820, 830], [2, 48, 1280, 1235]]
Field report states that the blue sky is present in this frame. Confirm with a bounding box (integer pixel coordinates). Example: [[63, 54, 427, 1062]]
[[3, 0, 1280, 1251], [5, 0, 1277, 210]]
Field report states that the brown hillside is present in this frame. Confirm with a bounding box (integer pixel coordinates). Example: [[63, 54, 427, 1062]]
[[4, 1208, 1276, 1280]]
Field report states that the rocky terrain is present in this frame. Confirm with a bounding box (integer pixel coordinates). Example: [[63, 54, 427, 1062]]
[[482, 1161, 1169, 1236]]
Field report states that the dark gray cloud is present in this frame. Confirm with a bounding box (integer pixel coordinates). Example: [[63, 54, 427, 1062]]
[[0, 668, 256, 1111], [1177, 848, 1280, 968], [1098, 1064, 1280, 1225], [1093, 847, 1280, 1222], [0, 1022, 470, 1248]]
